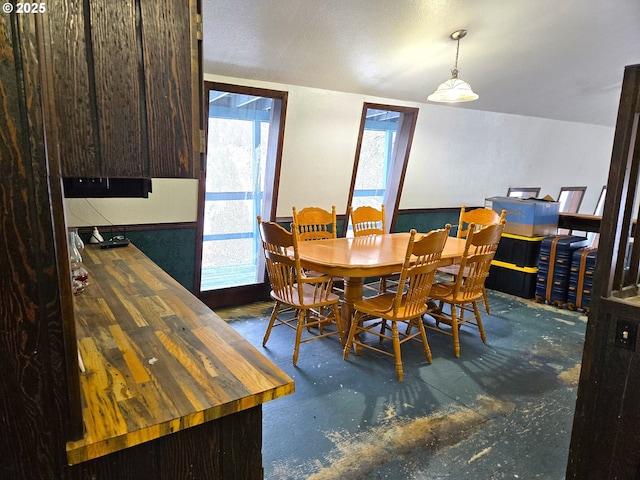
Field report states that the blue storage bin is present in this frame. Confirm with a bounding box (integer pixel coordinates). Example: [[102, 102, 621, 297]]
[[485, 196, 560, 237]]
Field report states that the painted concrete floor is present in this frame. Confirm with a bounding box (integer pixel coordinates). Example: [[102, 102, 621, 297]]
[[218, 290, 587, 480]]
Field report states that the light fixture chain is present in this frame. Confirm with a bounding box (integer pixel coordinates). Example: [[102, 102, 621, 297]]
[[452, 38, 460, 78]]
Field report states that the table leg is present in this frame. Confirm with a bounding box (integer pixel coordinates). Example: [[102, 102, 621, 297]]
[[341, 277, 364, 334]]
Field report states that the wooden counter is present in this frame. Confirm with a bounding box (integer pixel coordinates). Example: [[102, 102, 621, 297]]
[[66, 244, 294, 466]]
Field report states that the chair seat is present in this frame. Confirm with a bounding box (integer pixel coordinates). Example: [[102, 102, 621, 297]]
[[437, 263, 490, 313], [271, 283, 340, 308], [429, 281, 455, 299], [355, 293, 428, 320]]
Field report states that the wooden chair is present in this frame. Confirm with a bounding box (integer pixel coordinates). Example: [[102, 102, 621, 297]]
[[438, 206, 506, 313], [349, 204, 393, 293], [455, 205, 506, 240], [426, 221, 505, 357], [343, 225, 451, 381], [292, 205, 337, 241], [292, 205, 342, 292], [258, 216, 344, 365], [349, 204, 386, 237]]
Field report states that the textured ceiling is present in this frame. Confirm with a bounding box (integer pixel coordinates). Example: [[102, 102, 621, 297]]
[[202, 0, 640, 127]]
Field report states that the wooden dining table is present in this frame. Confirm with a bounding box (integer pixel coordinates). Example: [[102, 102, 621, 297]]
[[296, 232, 467, 331]]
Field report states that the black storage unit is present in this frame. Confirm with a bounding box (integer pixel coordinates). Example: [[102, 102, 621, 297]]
[[494, 233, 545, 267], [486, 260, 537, 298], [487, 233, 543, 298], [567, 247, 597, 312], [535, 235, 589, 307]]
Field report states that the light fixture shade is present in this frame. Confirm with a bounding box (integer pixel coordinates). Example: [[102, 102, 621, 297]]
[[427, 77, 479, 103]]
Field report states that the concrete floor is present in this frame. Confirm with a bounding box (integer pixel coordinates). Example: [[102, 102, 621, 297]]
[[218, 289, 587, 480]]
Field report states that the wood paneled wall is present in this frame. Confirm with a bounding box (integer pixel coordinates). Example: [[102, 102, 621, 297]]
[[0, 11, 79, 477]]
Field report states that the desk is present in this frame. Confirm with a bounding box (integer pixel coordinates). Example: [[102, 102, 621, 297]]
[[297, 233, 467, 329]]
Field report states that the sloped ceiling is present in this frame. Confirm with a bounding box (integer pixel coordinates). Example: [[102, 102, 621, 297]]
[[202, 0, 640, 127]]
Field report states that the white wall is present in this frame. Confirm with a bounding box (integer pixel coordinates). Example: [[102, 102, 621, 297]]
[[207, 73, 614, 216], [65, 74, 615, 226], [65, 179, 198, 227], [407, 105, 613, 212]]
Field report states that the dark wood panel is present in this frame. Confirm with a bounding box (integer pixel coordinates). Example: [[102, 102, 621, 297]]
[[0, 12, 74, 477], [140, 0, 197, 177], [573, 303, 640, 478], [558, 213, 601, 233], [89, 0, 148, 177], [199, 283, 271, 309], [219, 406, 263, 479], [48, 0, 98, 177], [66, 408, 262, 479]]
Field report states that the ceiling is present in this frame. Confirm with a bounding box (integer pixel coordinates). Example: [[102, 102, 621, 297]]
[[202, 0, 640, 127]]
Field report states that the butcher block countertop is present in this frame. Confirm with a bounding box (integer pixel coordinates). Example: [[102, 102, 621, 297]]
[[66, 244, 294, 465]]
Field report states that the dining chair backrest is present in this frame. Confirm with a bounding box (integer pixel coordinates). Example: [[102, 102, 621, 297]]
[[391, 225, 451, 318], [258, 216, 300, 305], [349, 204, 386, 237], [292, 205, 337, 241], [453, 221, 505, 302], [258, 217, 334, 306], [457, 205, 506, 239]]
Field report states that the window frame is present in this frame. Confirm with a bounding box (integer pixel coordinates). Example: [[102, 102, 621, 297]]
[[507, 187, 541, 198], [343, 102, 419, 235], [195, 82, 287, 307], [557, 186, 587, 213]]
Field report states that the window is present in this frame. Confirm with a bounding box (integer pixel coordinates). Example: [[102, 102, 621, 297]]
[[197, 83, 286, 306], [557, 186, 586, 235], [588, 186, 607, 248], [594, 185, 607, 216], [507, 187, 541, 199], [345, 103, 419, 235], [557, 186, 586, 213]]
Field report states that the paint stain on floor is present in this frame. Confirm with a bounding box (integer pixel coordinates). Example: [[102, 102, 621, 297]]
[[558, 363, 581, 387], [269, 395, 515, 480]]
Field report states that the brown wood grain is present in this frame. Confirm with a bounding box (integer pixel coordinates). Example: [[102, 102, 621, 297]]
[[48, 0, 98, 177], [89, 0, 148, 177], [140, 0, 197, 177], [67, 244, 294, 465], [1, 12, 79, 477]]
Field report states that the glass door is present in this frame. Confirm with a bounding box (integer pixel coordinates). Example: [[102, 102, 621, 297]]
[[197, 83, 286, 307]]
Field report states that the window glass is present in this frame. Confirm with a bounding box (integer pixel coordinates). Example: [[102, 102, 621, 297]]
[[507, 187, 541, 199], [346, 104, 418, 235], [557, 187, 586, 213], [199, 85, 285, 296]]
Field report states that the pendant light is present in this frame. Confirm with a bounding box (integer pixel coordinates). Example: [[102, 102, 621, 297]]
[[427, 29, 479, 103]]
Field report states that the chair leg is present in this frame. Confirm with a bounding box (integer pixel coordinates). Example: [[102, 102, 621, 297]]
[[473, 301, 487, 344], [434, 300, 444, 327], [333, 303, 345, 345], [415, 318, 433, 364], [391, 322, 403, 382], [262, 302, 280, 347], [292, 309, 306, 366], [379, 319, 388, 343], [482, 286, 490, 314], [343, 312, 361, 359], [450, 304, 461, 358]]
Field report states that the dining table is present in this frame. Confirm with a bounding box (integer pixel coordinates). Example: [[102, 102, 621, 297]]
[[296, 232, 467, 332]]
